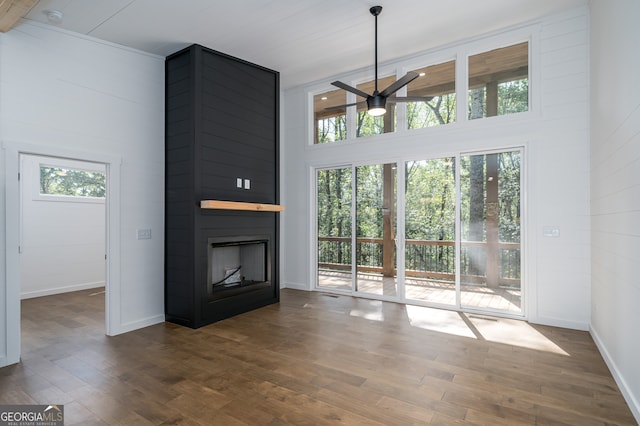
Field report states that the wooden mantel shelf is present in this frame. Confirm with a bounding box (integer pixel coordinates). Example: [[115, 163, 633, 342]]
[[200, 200, 285, 212]]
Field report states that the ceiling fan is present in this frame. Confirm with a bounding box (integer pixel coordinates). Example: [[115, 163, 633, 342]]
[[327, 5, 432, 116]]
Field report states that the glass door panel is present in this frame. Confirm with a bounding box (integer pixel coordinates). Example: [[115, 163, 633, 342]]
[[355, 163, 397, 297], [404, 158, 456, 305], [460, 151, 522, 313], [316, 167, 353, 291]]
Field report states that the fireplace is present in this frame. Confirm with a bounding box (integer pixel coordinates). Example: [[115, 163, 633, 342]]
[[165, 44, 279, 328], [207, 236, 271, 300]]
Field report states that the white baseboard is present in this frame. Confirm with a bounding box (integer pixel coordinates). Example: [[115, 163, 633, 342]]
[[21, 282, 105, 299], [110, 314, 165, 336], [528, 315, 589, 331], [280, 281, 311, 291], [590, 325, 640, 424]]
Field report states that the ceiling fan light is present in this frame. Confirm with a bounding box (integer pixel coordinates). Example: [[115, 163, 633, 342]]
[[367, 95, 386, 116], [368, 107, 386, 117]]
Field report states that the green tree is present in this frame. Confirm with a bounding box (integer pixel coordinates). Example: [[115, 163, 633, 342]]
[[40, 167, 105, 197]]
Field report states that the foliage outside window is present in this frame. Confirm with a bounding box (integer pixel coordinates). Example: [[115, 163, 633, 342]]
[[406, 61, 457, 130], [459, 151, 521, 283], [356, 163, 397, 271], [405, 158, 456, 278], [468, 42, 529, 120], [314, 89, 347, 144], [317, 168, 352, 270], [40, 165, 106, 198]]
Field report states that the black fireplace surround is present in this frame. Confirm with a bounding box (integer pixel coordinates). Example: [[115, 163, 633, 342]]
[[164, 44, 280, 328]]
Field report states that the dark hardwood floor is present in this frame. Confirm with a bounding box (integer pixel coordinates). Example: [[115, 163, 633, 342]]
[[0, 288, 636, 425]]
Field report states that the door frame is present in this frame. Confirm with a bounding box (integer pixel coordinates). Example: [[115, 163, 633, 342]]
[[2, 140, 122, 366]]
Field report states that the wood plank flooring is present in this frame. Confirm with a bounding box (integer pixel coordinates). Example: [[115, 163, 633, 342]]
[[0, 288, 636, 425]]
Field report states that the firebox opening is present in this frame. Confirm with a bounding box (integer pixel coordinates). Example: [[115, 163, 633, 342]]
[[207, 237, 270, 300]]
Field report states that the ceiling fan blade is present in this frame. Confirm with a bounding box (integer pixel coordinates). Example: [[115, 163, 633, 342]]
[[379, 71, 419, 97], [331, 80, 371, 99], [388, 96, 435, 103], [324, 102, 365, 111]]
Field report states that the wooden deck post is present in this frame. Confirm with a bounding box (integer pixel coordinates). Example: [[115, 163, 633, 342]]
[[486, 154, 499, 288], [382, 163, 395, 277], [486, 81, 498, 118]]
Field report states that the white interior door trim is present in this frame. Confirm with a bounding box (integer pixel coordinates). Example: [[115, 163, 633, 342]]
[[2, 140, 122, 367]]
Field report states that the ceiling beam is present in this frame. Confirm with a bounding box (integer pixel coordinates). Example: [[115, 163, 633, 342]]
[[0, 0, 37, 32]]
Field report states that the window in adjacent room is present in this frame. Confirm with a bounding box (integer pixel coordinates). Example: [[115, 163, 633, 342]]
[[39, 164, 106, 199]]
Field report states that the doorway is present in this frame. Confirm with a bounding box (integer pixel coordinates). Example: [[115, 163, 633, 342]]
[[3, 142, 121, 367], [19, 154, 107, 300]]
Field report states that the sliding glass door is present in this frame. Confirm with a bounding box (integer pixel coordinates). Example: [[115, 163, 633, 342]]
[[404, 158, 457, 306], [460, 150, 522, 314], [315, 148, 523, 316], [316, 167, 353, 292], [355, 163, 397, 297]]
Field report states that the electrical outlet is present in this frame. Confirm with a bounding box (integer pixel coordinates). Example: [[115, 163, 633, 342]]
[[137, 228, 152, 240], [244, 179, 251, 190], [236, 178, 243, 188]]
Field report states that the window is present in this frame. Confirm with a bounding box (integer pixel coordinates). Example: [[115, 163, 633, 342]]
[[310, 40, 531, 143], [314, 88, 347, 144], [468, 42, 529, 120], [39, 165, 106, 198], [406, 60, 457, 129]]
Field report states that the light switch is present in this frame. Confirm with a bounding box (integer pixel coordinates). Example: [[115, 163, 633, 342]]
[[543, 227, 560, 238], [236, 178, 243, 188], [244, 179, 251, 190]]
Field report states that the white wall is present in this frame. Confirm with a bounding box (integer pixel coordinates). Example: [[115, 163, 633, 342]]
[[590, 0, 640, 421], [20, 155, 105, 299], [281, 7, 591, 330], [0, 21, 165, 365]]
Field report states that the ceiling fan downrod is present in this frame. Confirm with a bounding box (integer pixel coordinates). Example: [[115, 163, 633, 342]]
[[327, 5, 427, 116], [370, 6, 382, 94]]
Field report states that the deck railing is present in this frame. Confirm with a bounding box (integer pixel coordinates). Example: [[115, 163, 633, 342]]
[[318, 236, 520, 288]]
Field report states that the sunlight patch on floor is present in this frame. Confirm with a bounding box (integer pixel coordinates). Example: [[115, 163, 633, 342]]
[[350, 300, 385, 321], [467, 315, 569, 355], [406, 305, 477, 338]]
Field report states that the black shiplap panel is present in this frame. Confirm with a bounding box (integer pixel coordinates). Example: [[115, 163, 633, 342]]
[[165, 47, 196, 326], [166, 44, 279, 328]]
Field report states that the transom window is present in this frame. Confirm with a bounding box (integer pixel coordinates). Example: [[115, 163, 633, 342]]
[[406, 60, 456, 129], [311, 41, 529, 144], [314, 88, 347, 144], [468, 42, 529, 119]]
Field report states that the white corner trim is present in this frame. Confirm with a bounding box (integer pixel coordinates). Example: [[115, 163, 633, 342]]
[[113, 315, 166, 336]]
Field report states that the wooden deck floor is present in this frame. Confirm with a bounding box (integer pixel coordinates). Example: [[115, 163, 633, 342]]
[[0, 288, 635, 425], [319, 271, 522, 314]]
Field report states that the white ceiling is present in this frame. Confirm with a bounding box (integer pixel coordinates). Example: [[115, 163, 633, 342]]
[[22, 0, 588, 89]]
